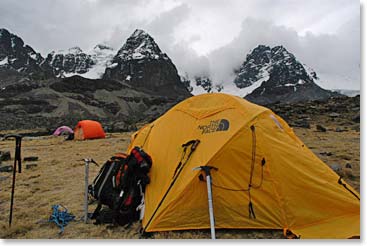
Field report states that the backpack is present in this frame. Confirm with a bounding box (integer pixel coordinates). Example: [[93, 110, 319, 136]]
[[89, 147, 152, 226]]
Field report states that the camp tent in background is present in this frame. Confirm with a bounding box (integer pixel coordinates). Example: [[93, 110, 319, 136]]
[[53, 126, 74, 136], [128, 93, 360, 239], [74, 120, 106, 140]]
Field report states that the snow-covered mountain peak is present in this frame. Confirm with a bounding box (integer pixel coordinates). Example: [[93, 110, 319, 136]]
[[234, 45, 314, 89], [82, 44, 115, 79], [45, 46, 95, 77], [114, 29, 168, 62], [44, 44, 116, 79], [103, 29, 187, 94], [239, 45, 339, 104], [131, 29, 147, 38]]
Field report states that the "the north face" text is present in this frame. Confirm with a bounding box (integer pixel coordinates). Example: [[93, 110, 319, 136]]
[[198, 119, 230, 134]]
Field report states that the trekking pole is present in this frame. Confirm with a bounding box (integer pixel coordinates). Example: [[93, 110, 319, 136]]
[[4, 134, 23, 227], [82, 158, 99, 223], [193, 166, 218, 240]]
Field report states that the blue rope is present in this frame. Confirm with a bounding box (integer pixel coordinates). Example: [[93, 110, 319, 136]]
[[48, 204, 75, 234]]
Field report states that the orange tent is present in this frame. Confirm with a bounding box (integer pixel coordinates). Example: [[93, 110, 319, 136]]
[[74, 120, 106, 140]]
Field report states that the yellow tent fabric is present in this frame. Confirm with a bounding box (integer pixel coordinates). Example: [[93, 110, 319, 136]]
[[127, 93, 360, 239]]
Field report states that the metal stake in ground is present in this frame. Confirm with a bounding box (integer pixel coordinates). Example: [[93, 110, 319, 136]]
[[193, 166, 218, 240], [82, 158, 99, 223], [4, 134, 23, 227]]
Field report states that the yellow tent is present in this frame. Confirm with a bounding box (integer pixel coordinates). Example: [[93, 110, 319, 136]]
[[127, 93, 359, 239]]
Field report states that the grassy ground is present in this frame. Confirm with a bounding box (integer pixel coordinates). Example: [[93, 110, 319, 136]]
[[0, 124, 360, 239]]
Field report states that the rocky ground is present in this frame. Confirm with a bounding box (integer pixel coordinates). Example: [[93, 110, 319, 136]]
[[0, 95, 360, 239], [268, 95, 360, 191], [268, 95, 360, 133]]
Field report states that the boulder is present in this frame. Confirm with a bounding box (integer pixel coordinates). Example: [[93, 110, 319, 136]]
[[25, 163, 38, 169], [345, 163, 352, 169], [0, 165, 13, 172], [352, 114, 360, 123], [330, 164, 342, 172], [335, 127, 347, 132], [0, 151, 11, 161], [320, 152, 332, 156], [293, 119, 310, 128], [329, 112, 340, 118], [316, 124, 326, 132], [351, 125, 360, 132], [24, 156, 38, 162], [340, 168, 354, 179]]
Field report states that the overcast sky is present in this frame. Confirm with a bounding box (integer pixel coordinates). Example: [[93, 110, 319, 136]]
[[0, 0, 361, 90]]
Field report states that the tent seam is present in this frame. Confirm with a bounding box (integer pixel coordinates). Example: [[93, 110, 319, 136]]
[[254, 118, 291, 231]]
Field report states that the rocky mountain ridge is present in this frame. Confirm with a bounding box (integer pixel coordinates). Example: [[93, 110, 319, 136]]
[[240, 45, 338, 104], [43, 46, 95, 77], [1, 28, 190, 96], [0, 28, 191, 131], [41, 44, 116, 79], [0, 28, 52, 87]]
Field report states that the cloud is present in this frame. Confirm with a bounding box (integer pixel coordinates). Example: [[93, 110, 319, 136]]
[[0, 0, 179, 54], [143, 4, 211, 78], [295, 16, 360, 89], [0, 0, 360, 90]]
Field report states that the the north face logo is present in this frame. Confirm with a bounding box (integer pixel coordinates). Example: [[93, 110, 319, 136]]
[[198, 119, 230, 134]]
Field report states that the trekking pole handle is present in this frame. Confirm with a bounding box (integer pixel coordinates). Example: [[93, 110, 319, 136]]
[[5, 134, 23, 173], [81, 158, 99, 167], [89, 159, 99, 167], [193, 166, 218, 176], [4, 134, 23, 140]]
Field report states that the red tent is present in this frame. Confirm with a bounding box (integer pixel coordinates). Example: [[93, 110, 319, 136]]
[[74, 120, 106, 140]]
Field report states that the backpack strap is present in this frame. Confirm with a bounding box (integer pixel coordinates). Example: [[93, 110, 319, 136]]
[[136, 180, 145, 221], [91, 202, 102, 220]]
